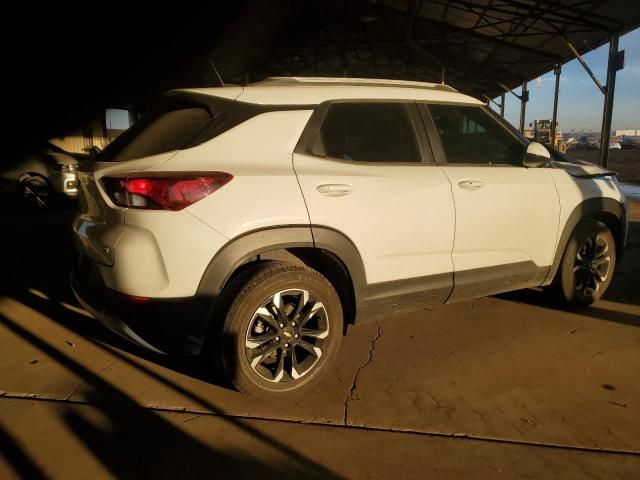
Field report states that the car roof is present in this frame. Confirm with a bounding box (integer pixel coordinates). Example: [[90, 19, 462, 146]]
[[179, 76, 483, 106]]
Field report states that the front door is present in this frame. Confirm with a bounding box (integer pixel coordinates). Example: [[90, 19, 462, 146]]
[[421, 103, 560, 302]]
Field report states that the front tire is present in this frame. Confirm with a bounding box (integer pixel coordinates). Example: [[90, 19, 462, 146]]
[[208, 261, 343, 397], [550, 219, 616, 307]]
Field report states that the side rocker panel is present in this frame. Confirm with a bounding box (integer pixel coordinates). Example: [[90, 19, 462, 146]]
[[197, 224, 458, 326]]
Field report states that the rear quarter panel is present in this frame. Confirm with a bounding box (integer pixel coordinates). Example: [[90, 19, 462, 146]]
[[160, 110, 315, 239]]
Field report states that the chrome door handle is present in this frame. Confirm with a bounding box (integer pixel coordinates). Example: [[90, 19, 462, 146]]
[[316, 183, 353, 197], [457, 179, 485, 191]]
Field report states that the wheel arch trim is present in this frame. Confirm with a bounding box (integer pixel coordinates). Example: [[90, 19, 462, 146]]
[[543, 197, 626, 285], [196, 225, 367, 303]]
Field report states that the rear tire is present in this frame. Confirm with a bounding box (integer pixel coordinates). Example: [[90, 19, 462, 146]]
[[206, 261, 343, 397], [549, 219, 616, 307]]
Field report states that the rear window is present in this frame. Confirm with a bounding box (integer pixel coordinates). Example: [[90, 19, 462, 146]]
[[98, 105, 216, 162]]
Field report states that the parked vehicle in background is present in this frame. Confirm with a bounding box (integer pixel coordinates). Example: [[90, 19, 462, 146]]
[[609, 140, 622, 150], [621, 136, 640, 150], [566, 137, 599, 151], [0, 142, 79, 207], [70, 77, 628, 397]]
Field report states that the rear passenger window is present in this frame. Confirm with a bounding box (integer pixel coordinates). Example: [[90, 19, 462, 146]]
[[316, 103, 421, 163], [428, 105, 525, 165]]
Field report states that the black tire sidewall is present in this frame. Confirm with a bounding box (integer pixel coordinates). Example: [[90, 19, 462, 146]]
[[220, 263, 343, 396], [556, 219, 616, 306]]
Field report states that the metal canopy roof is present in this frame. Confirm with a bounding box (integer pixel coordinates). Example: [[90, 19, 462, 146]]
[[217, 0, 640, 99], [5, 1, 639, 150]]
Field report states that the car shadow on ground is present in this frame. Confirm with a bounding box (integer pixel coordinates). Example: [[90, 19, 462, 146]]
[[497, 219, 640, 324], [497, 288, 640, 328]]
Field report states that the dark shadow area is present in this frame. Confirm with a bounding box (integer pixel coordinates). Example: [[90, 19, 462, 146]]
[[0, 194, 226, 385], [0, 422, 49, 480], [0, 314, 340, 480], [0, 196, 341, 478], [599, 220, 640, 308]]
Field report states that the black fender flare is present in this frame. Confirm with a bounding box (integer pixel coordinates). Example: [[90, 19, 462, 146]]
[[196, 225, 367, 304], [543, 197, 627, 285]]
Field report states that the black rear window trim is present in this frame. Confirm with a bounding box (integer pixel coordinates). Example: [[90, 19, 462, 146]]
[[98, 91, 317, 163]]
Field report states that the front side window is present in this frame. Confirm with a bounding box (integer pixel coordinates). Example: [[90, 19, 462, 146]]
[[316, 103, 421, 163], [428, 105, 525, 165]]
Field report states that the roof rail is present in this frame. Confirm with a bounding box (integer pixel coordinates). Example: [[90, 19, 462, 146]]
[[252, 76, 458, 92]]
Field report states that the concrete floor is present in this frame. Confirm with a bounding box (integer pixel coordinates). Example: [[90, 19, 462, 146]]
[[0, 197, 638, 479]]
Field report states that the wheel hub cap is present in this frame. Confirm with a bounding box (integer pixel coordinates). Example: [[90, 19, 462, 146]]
[[282, 327, 295, 340]]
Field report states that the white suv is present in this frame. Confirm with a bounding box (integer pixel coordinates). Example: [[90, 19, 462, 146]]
[[71, 77, 628, 396]]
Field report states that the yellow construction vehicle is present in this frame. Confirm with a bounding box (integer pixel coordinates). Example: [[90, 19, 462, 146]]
[[528, 119, 566, 152]]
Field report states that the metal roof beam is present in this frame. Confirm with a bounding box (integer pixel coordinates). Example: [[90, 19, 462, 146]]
[[410, 15, 563, 61], [432, 0, 618, 33], [497, 0, 621, 32], [450, 0, 596, 36]]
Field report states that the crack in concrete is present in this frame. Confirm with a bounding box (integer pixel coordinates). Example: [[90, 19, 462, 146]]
[[343, 322, 382, 426], [65, 359, 119, 401], [427, 392, 441, 409], [180, 413, 203, 424]]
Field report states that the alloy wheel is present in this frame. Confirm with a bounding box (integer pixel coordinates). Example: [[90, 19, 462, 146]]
[[244, 289, 329, 383], [573, 235, 611, 297]]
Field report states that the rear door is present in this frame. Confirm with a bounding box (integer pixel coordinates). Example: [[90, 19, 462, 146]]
[[420, 103, 560, 302], [293, 101, 455, 304]]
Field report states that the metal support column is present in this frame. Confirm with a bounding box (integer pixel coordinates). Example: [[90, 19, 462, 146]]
[[519, 81, 528, 134], [599, 34, 620, 168], [551, 64, 561, 148], [500, 92, 505, 117]]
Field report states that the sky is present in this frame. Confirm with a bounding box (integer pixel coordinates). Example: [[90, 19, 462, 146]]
[[490, 28, 640, 134]]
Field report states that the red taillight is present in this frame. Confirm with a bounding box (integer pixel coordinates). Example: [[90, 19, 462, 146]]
[[108, 289, 151, 304], [101, 172, 232, 211]]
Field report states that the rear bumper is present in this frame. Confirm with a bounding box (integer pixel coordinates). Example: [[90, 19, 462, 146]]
[[70, 270, 167, 354], [70, 258, 211, 355]]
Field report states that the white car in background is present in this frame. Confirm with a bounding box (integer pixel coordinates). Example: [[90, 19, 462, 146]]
[[70, 77, 628, 397], [621, 136, 640, 149], [1, 141, 78, 207]]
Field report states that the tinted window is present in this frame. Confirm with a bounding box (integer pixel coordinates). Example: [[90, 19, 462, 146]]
[[317, 103, 420, 163], [99, 107, 213, 162], [429, 105, 525, 165]]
